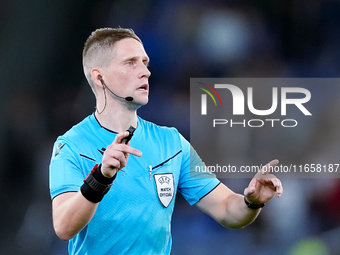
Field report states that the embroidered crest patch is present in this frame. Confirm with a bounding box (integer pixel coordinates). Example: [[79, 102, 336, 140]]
[[154, 173, 174, 208]]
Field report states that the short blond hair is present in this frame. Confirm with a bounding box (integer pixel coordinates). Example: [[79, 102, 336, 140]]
[[82, 27, 142, 94]]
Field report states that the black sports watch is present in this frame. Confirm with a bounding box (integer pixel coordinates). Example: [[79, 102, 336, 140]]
[[244, 196, 265, 209], [84, 173, 113, 195]]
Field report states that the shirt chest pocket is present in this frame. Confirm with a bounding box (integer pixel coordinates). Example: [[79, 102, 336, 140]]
[[148, 150, 182, 180], [123, 150, 182, 180]]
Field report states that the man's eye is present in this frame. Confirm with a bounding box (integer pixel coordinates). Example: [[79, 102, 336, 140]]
[[127, 61, 133, 65]]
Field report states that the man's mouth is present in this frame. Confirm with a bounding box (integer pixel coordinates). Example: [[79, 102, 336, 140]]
[[137, 84, 148, 91]]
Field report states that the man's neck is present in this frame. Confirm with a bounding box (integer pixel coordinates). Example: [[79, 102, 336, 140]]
[[94, 106, 138, 133]]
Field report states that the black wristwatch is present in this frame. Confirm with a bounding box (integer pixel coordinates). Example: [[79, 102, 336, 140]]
[[244, 196, 265, 209], [84, 173, 113, 195], [81, 164, 116, 203]]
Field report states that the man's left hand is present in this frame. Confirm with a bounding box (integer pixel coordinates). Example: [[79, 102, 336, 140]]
[[244, 159, 283, 205]]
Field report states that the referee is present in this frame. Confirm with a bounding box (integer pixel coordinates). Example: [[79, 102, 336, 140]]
[[49, 27, 283, 255]]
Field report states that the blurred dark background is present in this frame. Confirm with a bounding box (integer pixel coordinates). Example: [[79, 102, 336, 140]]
[[1, 0, 340, 254]]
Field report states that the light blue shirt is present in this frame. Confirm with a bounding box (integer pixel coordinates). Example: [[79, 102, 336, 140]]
[[50, 114, 220, 255]]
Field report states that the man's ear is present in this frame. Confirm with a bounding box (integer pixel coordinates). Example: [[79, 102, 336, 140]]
[[91, 69, 104, 89]]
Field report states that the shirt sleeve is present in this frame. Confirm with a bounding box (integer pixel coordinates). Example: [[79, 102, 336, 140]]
[[177, 133, 220, 206], [49, 137, 85, 199]]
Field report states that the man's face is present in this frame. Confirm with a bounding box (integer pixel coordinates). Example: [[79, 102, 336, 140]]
[[104, 37, 151, 107]]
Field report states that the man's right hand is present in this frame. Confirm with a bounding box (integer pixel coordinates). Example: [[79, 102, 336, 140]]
[[101, 131, 142, 178]]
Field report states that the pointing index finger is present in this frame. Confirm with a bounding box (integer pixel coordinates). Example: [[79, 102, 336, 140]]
[[261, 159, 279, 175], [111, 131, 142, 157]]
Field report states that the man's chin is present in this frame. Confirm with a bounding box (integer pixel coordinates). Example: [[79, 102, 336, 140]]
[[130, 97, 148, 109], [138, 96, 149, 105]]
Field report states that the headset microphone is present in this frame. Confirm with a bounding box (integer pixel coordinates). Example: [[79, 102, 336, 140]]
[[124, 96, 134, 102], [97, 75, 134, 102]]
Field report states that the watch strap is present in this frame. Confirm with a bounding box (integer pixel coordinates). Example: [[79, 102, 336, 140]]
[[84, 173, 113, 195], [244, 196, 265, 209], [81, 164, 116, 203]]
